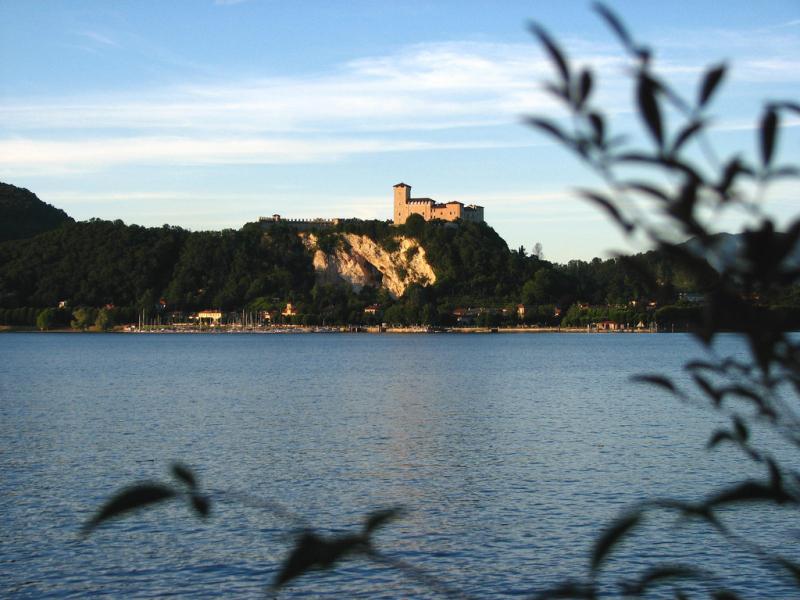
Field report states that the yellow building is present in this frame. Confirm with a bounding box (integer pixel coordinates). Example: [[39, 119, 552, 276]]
[[197, 310, 223, 325], [392, 183, 484, 225]]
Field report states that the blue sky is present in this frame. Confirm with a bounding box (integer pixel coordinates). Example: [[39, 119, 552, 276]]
[[1, 1, 798, 262]]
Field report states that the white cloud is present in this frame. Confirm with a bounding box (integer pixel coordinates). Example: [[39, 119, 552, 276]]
[[1, 30, 797, 173], [76, 31, 118, 47], [0, 135, 540, 174]]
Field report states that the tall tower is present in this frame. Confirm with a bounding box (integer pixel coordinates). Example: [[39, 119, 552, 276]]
[[393, 183, 411, 224]]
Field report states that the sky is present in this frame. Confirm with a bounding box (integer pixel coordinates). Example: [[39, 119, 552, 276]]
[[1, 1, 798, 263]]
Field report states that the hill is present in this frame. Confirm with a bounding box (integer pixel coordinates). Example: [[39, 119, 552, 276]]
[[5, 183, 793, 329], [0, 182, 74, 242]]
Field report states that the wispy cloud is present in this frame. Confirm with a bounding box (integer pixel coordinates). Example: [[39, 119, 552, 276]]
[[2, 27, 798, 174], [0, 135, 541, 175], [76, 30, 118, 47]]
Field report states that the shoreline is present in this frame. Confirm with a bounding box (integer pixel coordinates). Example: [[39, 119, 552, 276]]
[[1, 324, 668, 334]]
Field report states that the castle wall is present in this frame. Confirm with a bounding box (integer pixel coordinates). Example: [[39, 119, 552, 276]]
[[393, 183, 484, 225]]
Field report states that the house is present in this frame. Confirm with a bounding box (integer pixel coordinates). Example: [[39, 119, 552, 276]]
[[392, 183, 484, 225], [282, 303, 299, 317], [364, 304, 380, 315], [197, 310, 223, 325]]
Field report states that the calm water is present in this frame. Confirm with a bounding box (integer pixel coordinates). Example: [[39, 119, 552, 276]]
[[0, 333, 796, 598]]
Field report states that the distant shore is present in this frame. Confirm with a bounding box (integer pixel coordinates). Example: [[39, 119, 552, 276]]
[[1, 324, 662, 334]]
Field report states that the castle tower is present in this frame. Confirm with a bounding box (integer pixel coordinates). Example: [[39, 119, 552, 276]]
[[393, 183, 411, 224]]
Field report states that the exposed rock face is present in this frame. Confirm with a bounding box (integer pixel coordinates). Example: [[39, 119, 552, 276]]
[[300, 232, 436, 298]]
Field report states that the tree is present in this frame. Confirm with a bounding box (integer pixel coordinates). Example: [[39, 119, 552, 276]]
[[95, 308, 115, 331], [36, 308, 57, 331], [70, 307, 95, 330]]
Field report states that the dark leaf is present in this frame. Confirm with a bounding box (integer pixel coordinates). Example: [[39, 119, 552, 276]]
[[706, 480, 794, 507], [82, 483, 176, 534], [588, 112, 605, 146], [760, 108, 779, 168], [531, 580, 596, 599], [776, 558, 800, 586], [712, 591, 743, 600], [545, 82, 570, 103], [624, 181, 669, 202], [774, 101, 800, 115], [707, 430, 735, 449], [732, 416, 748, 441], [615, 153, 702, 180], [692, 374, 722, 406], [272, 532, 365, 589], [698, 63, 726, 107], [171, 463, 197, 490], [717, 156, 754, 197], [529, 24, 571, 85], [766, 457, 783, 491], [576, 70, 593, 110], [577, 190, 633, 233], [670, 119, 705, 155], [631, 374, 676, 393], [685, 359, 721, 373], [720, 385, 772, 418], [364, 507, 403, 534], [191, 494, 210, 518], [527, 118, 571, 146], [621, 565, 705, 595], [591, 511, 641, 571], [650, 499, 716, 524], [637, 73, 664, 149], [593, 3, 636, 56]]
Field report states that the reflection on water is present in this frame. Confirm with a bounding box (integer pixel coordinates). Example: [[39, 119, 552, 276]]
[[0, 333, 795, 598]]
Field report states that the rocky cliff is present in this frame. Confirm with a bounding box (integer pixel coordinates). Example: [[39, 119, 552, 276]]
[[300, 232, 436, 298]]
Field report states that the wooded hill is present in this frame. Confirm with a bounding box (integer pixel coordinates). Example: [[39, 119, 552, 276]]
[[2, 182, 797, 328]]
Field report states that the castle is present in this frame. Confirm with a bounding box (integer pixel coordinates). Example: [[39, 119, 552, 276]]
[[392, 183, 484, 225], [259, 183, 485, 230]]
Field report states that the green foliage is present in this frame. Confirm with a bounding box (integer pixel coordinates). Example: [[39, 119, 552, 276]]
[[70, 307, 96, 330], [528, 4, 800, 597], [0, 219, 187, 309], [36, 307, 57, 331], [164, 223, 314, 310], [95, 308, 115, 331], [0, 182, 73, 243], [1, 198, 795, 330]]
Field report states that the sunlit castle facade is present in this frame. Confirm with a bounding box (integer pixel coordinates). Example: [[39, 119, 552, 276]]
[[392, 183, 484, 225]]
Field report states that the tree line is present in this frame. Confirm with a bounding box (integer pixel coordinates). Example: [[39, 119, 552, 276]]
[[2, 204, 800, 329]]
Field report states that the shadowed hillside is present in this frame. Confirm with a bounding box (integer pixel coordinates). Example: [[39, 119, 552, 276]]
[[0, 182, 74, 242]]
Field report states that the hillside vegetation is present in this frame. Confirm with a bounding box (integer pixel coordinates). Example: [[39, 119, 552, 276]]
[[2, 188, 799, 328], [0, 182, 73, 242]]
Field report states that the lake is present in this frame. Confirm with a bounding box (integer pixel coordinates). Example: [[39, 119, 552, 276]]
[[0, 332, 796, 598]]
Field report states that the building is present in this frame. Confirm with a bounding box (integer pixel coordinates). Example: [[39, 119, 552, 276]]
[[282, 303, 299, 317], [197, 310, 223, 325], [392, 183, 484, 225], [259, 214, 340, 231]]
